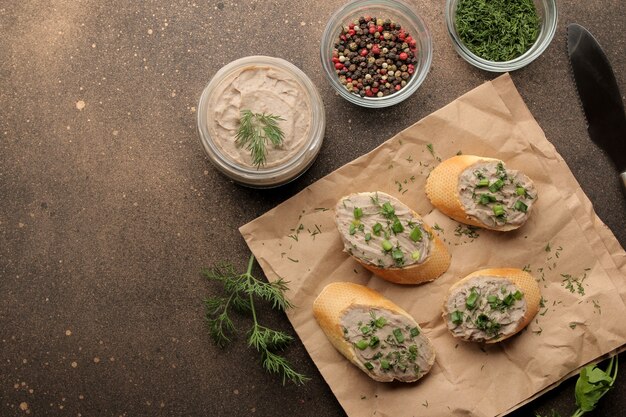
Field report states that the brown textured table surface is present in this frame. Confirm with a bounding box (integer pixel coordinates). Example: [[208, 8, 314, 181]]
[[1, 1, 625, 416]]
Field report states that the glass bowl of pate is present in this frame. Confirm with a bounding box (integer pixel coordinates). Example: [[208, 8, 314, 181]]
[[197, 56, 326, 188]]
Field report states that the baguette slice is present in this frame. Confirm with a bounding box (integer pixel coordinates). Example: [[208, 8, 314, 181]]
[[313, 282, 435, 382], [442, 268, 541, 343], [335, 192, 450, 284], [425, 155, 537, 231]]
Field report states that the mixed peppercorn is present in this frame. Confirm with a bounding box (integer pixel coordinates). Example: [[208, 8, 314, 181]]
[[332, 16, 419, 98]]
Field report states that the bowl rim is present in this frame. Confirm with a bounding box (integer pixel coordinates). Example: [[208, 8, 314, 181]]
[[197, 55, 326, 187], [445, 0, 558, 72], [320, 0, 433, 108]]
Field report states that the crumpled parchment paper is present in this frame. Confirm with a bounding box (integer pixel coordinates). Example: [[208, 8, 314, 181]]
[[239, 74, 626, 417]]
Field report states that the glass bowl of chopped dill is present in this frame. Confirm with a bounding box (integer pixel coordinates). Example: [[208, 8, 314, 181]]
[[445, 0, 558, 72]]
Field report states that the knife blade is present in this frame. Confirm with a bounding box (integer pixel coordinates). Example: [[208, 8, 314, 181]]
[[567, 23, 626, 188]]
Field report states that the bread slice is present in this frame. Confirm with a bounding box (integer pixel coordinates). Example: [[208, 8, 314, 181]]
[[313, 282, 435, 382], [335, 192, 450, 284], [425, 155, 537, 231], [442, 268, 541, 343]]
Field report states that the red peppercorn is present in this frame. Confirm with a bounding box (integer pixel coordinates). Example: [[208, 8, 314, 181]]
[[369, 26, 376, 34], [365, 89, 374, 97], [360, 48, 368, 57], [340, 34, 347, 41], [364, 15, 371, 22], [407, 64, 415, 74], [346, 78, 352, 83], [348, 29, 355, 36], [377, 25, 383, 33], [371, 45, 380, 55], [332, 57, 339, 63], [395, 84, 401, 91], [334, 62, 344, 70], [399, 52, 408, 60], [372, 87, 379, 94], [409, 38, 417, 48], [349, 23, 355, 29]]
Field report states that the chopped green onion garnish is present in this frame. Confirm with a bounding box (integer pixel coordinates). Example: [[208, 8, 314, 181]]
[[361, 326, 371, 335], [374, 317, 387, 328], [492, 204, 506, 217], [381, 202, 395, 218], [354, 207, 363, 219], [411, 250, 421, 260], [503, 293, 515, 307], [475, 314, 490, 330], [349, 223, 356, 235], [409, 227, 423, 242], [516, 186, 526, 196], [513, 290, 523, 300], [451, 310, 463, 325], [487, 295, 498, 304], [478, 193, 496, 205], [369, 336, 380, 348], [514, 200, 528, 212], [410, 327, 419, 337], [489, 178, 505, 193], [380, 359, 391, 370], [382, 240, 393, 251], [364, 361, 374, 370], [364, 233, 372, 242], [393, 328, 404, 343], [392, 248, 404, 263], [355, 340, 369, 350], [391, 218, 404, 233], [466, 289, 479, 310], [372, 223, 382, 236], [476, 178, 489, 187]]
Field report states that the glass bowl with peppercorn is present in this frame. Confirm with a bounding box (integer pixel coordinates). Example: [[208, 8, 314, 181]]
[[321, 0, 433, 108], [445, 0, 557, 72]]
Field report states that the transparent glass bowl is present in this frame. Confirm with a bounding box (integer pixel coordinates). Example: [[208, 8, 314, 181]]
[[445, 0, 558, 72], [197, 56, 326, 188], [320, 0, 433, 108]]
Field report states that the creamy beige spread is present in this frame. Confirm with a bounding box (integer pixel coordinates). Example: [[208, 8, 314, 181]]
[[342, 307, 433, 382], [206, 65, 313, 168], [444, 276, 527, 342], [336, 192, 432, 268], [458, 161, 536, 229]]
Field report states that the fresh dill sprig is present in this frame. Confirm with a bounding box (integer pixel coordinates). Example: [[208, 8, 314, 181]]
[[235, 110, 285, 168], [203, 254, 309, 385]]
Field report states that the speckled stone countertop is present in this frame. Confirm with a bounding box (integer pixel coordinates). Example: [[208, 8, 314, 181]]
[[1, 1, 625, 416]]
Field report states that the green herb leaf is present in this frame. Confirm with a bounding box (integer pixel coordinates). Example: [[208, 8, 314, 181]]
[[235, 110, 285, 168], [203, 254, 308, 385], [575, 356, 618, 412]]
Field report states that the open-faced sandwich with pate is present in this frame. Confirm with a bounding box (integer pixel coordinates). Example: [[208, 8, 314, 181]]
[[335, 191, 450, 285], [425, 155, 537, 231], [313, 282, 435, 382], [442, 268, 541, 343]]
